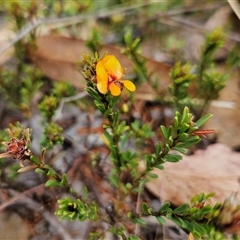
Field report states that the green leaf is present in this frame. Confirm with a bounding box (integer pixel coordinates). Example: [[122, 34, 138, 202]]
[[45, 179, 60, 187], [140, 203, 152, 214], [103, 129, 113, 145], [120, 131, 131, 145], [127, 236, 140, 240], [198, 192, 205, 202], [174, 140, 199, 149], [147, 172, 158, 179], [60, 173, 68, 185], [131, 120, 140, 132], [198, 205, 212, 217], [94, 100, 105, 113], [144, 154, 154, 169], [164, 154, 182, 163], [124, 32, 133, 45], [192, 230, 202, 239], [43, 164, 57, 176], [179, 123, 190, 133], [167, 126, 173, 139], [35, 168, 45, 174], [121, 151, 137, 164], [184, 135, 200, 142], [167, 215, 187, 229], [189, 206, 198, 214], [173, 116, 179, 133], [133, 217, 146, 225], [181, 107, 190, 124], [111, 144, 119, 160], [173, 204, 189, 214], [87, 88, 100, 101], [159, 202, 171, 213], [156, 216, 166, 224], [184, 220, 194, 232], [30, 156, 41, 164], [172, 146, 187, 154], [155, 142, 162, 155], [127, 211, 132, 219], [126, 183, 133, 190], [177, 133, 188, 142], [112, 111, 119, 127], [109, 169, 118, 187], [191, 222, 207, 236], [195, 114, 212, 128], [205, 192, 215, 199], [160, 125, 168, 141], [141, 202, 149, 213], [155, 164, 164, 170], [117, 121, 129, 134], [132, 38, 141, 49]]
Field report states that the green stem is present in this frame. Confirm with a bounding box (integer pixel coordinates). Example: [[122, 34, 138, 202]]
[[136, 131, 182, 187], [101, 94, 122, 169]]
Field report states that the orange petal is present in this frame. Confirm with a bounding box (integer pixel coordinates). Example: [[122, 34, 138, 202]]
[[121, 80, 136, 92], [96, 60, 108, 94], [102, 55, 123, 80], [109, 82, 122, 96]]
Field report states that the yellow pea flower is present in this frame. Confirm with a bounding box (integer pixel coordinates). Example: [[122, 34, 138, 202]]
[[96, 55, 136, 96]]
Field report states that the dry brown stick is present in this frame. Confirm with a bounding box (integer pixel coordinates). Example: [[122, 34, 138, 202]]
[[0, 187, 72, 240], [0, 2, 154, 56], [157, 15, 240, 43], [0, 2, 229, 56], [0, 183, 45, 212], [165, 2, 226, 16]]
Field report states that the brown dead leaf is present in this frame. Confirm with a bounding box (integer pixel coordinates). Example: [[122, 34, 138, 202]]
[[145, 143, 240, 205], [28, 36, 89, 89]]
